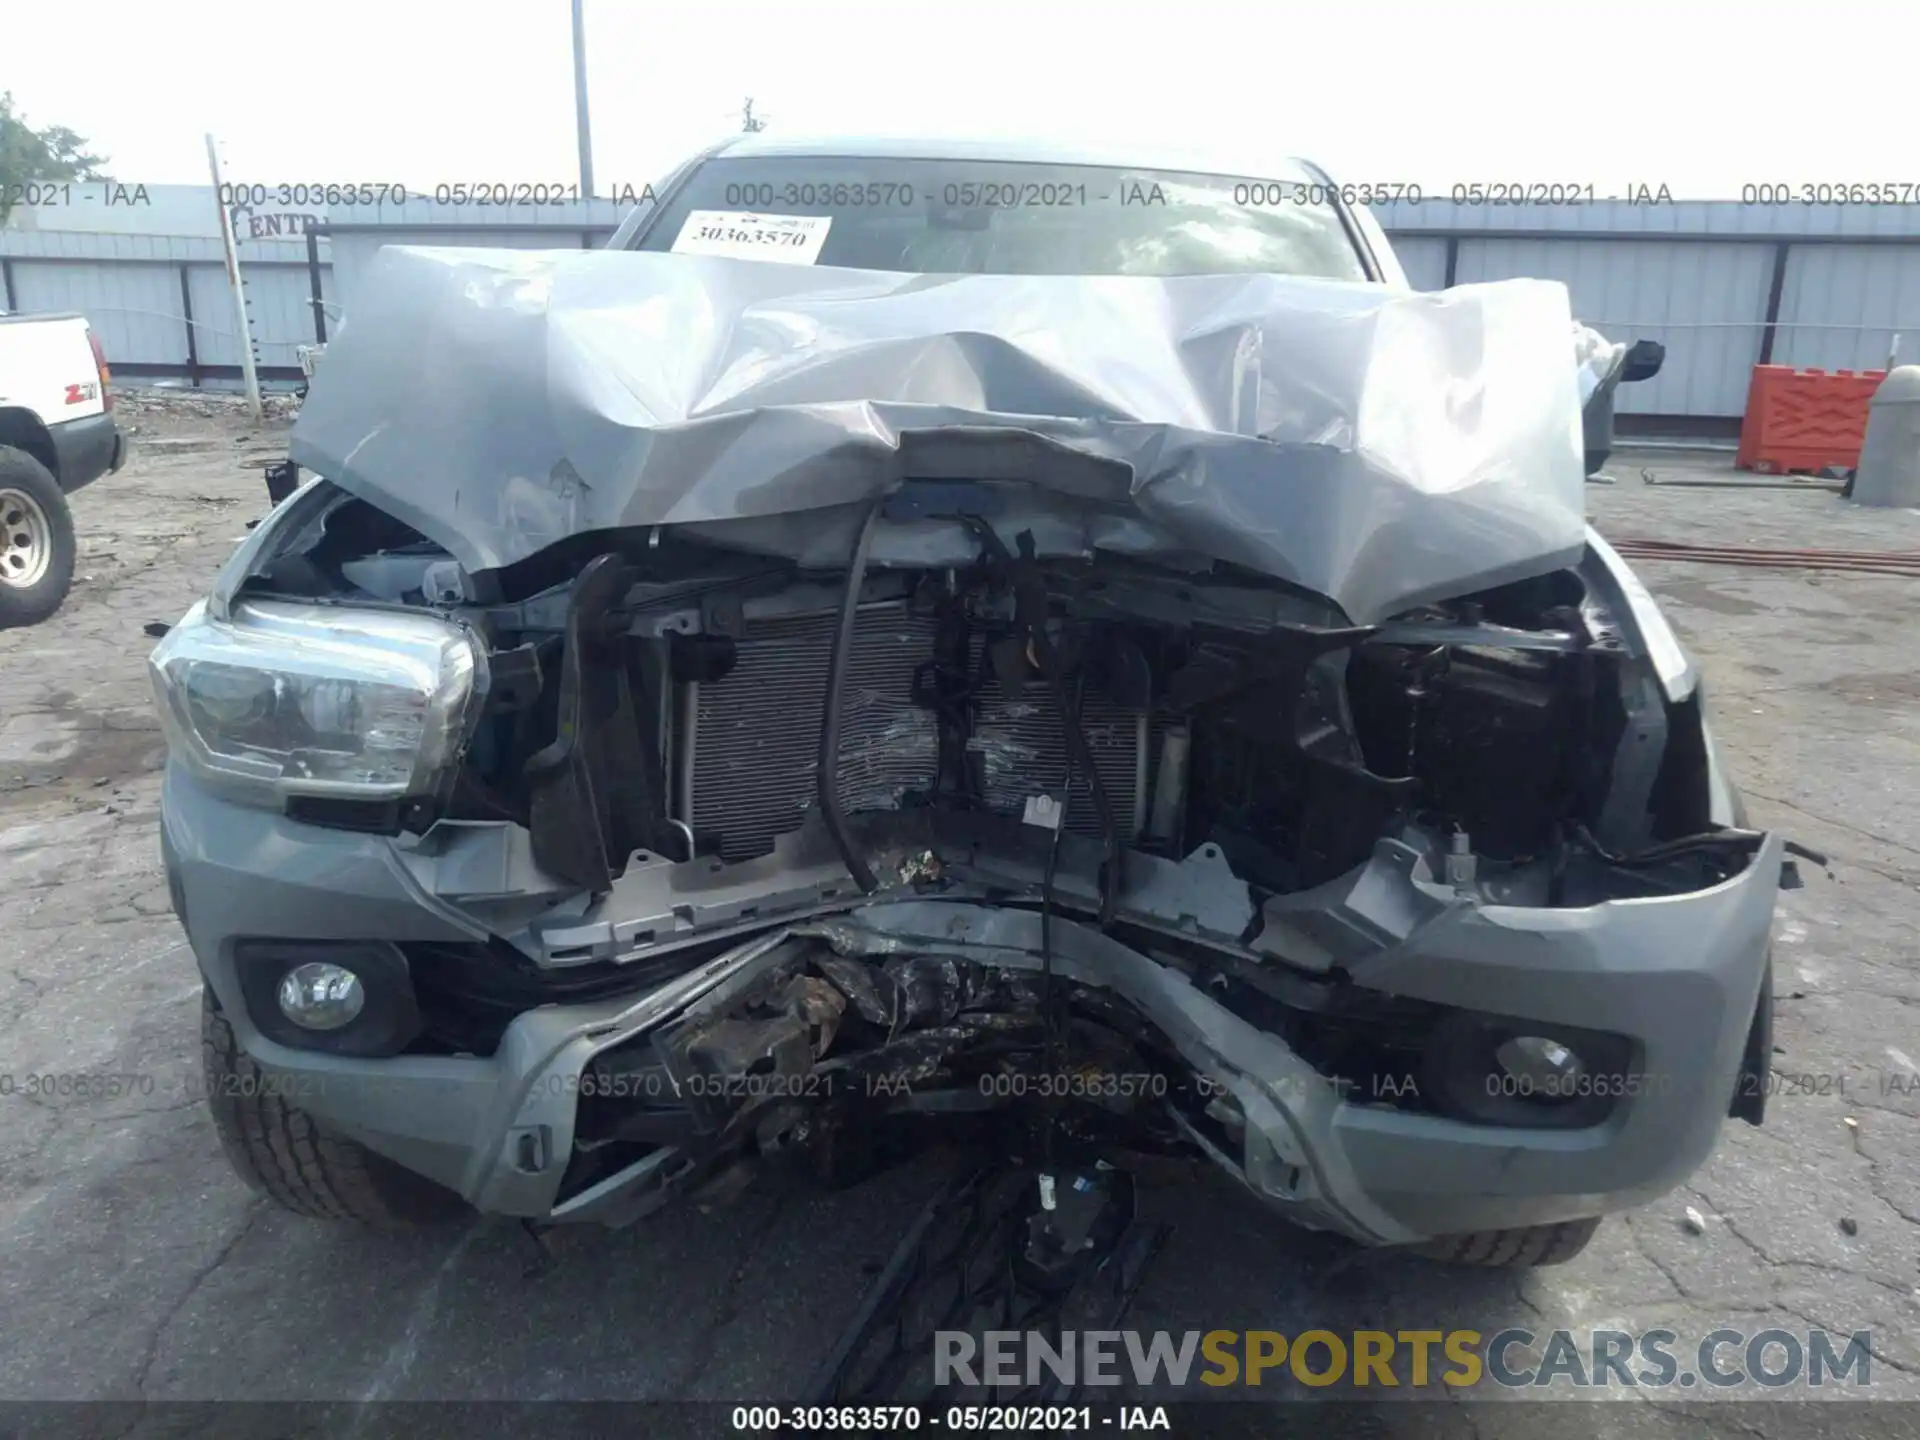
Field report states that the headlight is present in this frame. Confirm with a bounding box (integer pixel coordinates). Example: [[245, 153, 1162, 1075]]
[[149, 599, 482, 807]]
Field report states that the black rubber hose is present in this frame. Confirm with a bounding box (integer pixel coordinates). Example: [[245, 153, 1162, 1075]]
[[1035, 631, 1120, 926], [818, 496, 888, 894], [960, 516, 1121, 922], [1037, 673, 1083, 1179], [1575, 821, 1767, 868], [1011, 536, 1121, 926]]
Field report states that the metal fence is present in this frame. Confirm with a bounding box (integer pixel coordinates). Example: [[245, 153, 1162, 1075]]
[[7, 196, 1920, 419], [0, 229, 332, 390], [0, 200, 635, 392], [1381, 200, 1920, 424]]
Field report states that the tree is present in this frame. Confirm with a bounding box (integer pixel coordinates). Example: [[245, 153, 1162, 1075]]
[[0, 93, 108, 226]]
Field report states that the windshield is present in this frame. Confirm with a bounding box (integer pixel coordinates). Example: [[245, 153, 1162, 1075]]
[[630, 155, 1371, 280]]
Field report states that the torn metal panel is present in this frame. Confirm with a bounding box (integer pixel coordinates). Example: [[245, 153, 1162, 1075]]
[[289, 246, 1588, 624]]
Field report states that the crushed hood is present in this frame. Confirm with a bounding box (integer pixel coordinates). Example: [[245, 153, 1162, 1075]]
[[289, 246, 1587, 623]]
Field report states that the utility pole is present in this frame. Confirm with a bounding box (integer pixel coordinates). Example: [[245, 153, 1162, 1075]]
[[571, 0, 595, 196], [741, 97, 768, 133], [204, 134, 262, 422]]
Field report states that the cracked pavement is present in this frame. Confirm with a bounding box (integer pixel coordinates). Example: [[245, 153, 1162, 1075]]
[[0, 406, 1915, 1435]]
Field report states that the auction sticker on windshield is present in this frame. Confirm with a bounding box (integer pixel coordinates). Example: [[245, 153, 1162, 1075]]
[[670, 210, 832, 263]]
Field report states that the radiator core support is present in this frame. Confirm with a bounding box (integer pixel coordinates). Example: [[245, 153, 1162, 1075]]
[[674, 601, 1155, 864]]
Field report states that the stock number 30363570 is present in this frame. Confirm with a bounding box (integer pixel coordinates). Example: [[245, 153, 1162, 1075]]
[[731, 1405, 1104, 1431]]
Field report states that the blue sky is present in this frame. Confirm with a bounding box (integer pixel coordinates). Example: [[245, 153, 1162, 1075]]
[[8, 0, 1913, 198]]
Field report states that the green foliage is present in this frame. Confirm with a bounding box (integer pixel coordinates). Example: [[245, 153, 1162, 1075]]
[[0, 92, 108, 225]]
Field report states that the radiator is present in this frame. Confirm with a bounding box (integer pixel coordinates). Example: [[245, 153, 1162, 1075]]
[[683, 602, 1151, 862]]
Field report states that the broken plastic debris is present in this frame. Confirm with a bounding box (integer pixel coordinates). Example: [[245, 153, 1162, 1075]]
[[1683, 1206, 1708, 1234], [897, 849, 943, 886]]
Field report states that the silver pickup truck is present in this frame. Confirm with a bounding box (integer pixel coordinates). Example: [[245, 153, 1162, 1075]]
[[151, 136, 1777, 1272]]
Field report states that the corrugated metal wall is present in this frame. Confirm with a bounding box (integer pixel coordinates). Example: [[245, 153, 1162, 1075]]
[[1377, 197, 1920, 242], [8, 257, 186, 366], [1776, 245, 1920, 371], [8, 197, 1920, 417], [1377, 199, 1920, 418], [1452, 239, 1774, 415], [0, 229, 325, 389], [184, 263, 325, 371], [1389, 235, 1448, 292]]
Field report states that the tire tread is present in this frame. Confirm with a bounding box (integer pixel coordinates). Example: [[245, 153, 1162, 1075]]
[[200, 989, 464, 1228], [1415, 1217, 1601, 1268]]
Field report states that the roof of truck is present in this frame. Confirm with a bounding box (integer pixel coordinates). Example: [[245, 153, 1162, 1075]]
[[706, 133, 1325, 184]]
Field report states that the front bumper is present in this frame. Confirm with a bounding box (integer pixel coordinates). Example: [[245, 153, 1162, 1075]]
[[162, 761, 1780, 1243]]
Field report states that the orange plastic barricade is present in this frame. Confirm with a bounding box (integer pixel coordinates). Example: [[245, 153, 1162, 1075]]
[[1737, 365, 1887, 474]]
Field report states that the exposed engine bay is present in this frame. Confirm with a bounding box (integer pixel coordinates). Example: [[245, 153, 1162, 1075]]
[[269, 480, 1753, 903], [228, 471, 1779, 1219]]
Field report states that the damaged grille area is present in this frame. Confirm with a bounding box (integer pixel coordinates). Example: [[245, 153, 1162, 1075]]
[[562, 933, 1189, 1204], [685, 602, 1152, 862], [967, 653, 1156, 840], [690, 607, 941, 861], [554, 923, 1641, 1209]]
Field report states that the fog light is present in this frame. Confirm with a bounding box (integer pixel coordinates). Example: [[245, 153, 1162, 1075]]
[[1496, 1035, 1584, 1098], [276, 962, 366, 1031]]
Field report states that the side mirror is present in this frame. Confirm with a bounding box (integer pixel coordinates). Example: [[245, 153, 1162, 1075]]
[[1621, 339, 1665, 384]]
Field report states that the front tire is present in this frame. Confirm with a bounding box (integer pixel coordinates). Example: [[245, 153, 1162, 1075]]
[[0, 446, 76, 629], [1413, 1217, 1601, 1268], [200, 989, 468, 1228]]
